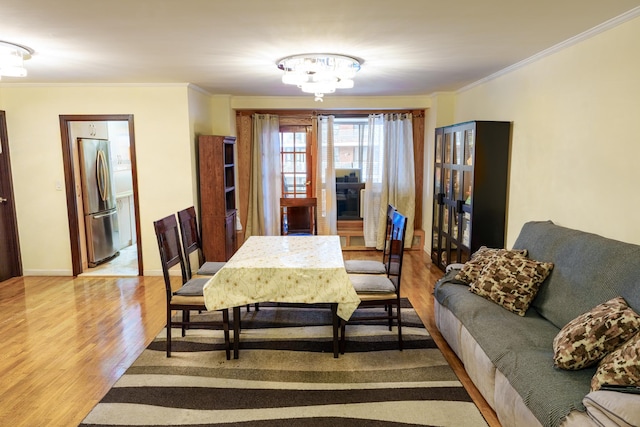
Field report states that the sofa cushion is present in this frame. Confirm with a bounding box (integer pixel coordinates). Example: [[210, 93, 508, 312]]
[[590, 331, 640, 391], [553, 297, 640, 370], [512, 221, 640, 329], [434, 278, 594, 427], [454, 246, 527, 284], [584, 390, 640, 427], [469, 254, 553, 316]]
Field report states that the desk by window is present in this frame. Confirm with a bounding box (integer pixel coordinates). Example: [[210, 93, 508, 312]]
[[203, 235, 361, 358]]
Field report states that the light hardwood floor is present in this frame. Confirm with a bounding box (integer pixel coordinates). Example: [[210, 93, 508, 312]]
[[0, 251, 500, 427]]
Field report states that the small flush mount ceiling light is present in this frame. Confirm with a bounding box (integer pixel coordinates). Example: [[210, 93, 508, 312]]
[[0, 41, 33, 79], [277, 53, 362, 102]]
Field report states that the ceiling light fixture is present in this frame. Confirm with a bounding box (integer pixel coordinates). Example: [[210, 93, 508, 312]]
[[277, 53, 362, 102], [0, 41, 33, 79]]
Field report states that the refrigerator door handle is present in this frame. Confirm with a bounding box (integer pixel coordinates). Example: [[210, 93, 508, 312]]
[[96, 149, 109, 202], [93, 210, 117, 220]]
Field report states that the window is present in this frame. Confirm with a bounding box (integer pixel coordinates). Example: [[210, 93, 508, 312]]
[[332, 117, 370, 220], [280, 126, 312, 198], [334, 117, 367, 176], [238, 109, 422, 243]]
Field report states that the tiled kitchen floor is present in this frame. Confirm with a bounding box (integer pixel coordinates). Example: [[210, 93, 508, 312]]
[[80, 244, 138, 276]]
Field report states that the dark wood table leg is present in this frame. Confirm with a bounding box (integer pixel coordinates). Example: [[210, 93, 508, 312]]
[[331, 303, 339, 358], [233, 306, 240, 359]]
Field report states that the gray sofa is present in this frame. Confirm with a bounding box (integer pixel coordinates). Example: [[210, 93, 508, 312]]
[[433, 220, 640, 427]]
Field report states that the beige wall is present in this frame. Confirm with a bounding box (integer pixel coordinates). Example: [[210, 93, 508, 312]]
[[442, 15, 640, 248], [0, 84, 197, 275], [188, 85, 215, 206], [211, 95, 235, 136]]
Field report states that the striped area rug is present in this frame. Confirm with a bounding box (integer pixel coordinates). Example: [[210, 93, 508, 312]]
[[81, 300, 487, 426]]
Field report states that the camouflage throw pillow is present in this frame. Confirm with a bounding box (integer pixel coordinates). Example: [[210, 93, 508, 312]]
[[591, 331, 640, 391], [454, 246, 528, 284], [553, 297, 640, 370], [469, 253, 553, 316]]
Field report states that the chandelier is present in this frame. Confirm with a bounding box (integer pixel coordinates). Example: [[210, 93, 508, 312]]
[[277, 54, 362, 102], [0, 41, 33, 79]]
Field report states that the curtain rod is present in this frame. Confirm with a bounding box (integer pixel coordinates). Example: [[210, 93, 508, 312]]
[[236, 109, 424, 118]]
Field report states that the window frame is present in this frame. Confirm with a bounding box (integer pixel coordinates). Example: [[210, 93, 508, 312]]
[[280, 125, 313, 198]]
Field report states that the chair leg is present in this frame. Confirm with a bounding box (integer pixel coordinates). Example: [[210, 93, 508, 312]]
[[387, 306, 393, 331], [340, 319, 346, 354], [166, 308, 172, 358], [182, 310, 189, 337], [222, 309, 230, 360], [245, 303, 260, 312], [397, 306, 403, 351]]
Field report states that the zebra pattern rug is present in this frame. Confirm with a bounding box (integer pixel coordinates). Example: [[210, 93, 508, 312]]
[[80, 300, 487, 426]]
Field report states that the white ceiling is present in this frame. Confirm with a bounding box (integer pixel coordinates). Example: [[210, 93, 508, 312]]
[[1, 0, 639, 97]]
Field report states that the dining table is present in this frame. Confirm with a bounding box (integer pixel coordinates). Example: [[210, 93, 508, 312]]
[[203, 235, 361, 359]]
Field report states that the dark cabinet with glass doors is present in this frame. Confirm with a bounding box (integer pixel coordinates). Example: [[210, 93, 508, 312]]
[[431, 121, 511, 271]]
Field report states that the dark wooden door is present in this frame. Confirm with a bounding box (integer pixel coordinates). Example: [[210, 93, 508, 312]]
[[0, 111, 22, 281]]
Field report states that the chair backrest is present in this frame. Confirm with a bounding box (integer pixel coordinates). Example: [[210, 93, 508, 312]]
[[381, 204, 398, 264], [153, 214, 188, 294], [387, 211, 408, 291], [177, 206, 202, 277], [280, 197, 318, 235]]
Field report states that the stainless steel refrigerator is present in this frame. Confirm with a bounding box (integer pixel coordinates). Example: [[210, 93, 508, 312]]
[[78, 138, 120, 267]]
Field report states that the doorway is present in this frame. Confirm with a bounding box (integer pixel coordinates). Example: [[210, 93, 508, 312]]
[[60, 114, 142, 276], [279, 126, 313, 197], [0, 111, 22, 281]]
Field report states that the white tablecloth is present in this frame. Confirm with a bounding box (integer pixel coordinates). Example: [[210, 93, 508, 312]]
[[203, 235, 361, 320]]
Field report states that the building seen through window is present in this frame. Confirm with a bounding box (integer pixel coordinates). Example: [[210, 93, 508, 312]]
[[333, 118, 370, 220]]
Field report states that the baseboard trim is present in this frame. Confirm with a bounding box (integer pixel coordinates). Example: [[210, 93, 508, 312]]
[[23, 269, 73, 276]]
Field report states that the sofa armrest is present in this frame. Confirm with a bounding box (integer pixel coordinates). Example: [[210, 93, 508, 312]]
[[583, 390, 640, 427], [445, 263, 466, 273]]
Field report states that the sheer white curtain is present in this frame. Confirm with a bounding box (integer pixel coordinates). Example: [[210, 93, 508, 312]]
[[245, 114, 281, 237], [364, 113, 415, 249], [363, 114, 385, 247], [316, 115, 337, 235]]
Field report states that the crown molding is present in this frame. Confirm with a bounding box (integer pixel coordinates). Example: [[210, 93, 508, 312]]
[[458, 6, 640, 93], [0, 82, 191, 88]]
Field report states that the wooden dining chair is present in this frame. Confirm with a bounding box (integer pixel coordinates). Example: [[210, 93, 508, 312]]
[[280, 197, 318, 235], [344, 204, 397, 274], [178, 207, 258, 313], [341, 210, 408, 353], [177, 206, 226, 278], [154, 213, 230, 359]]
